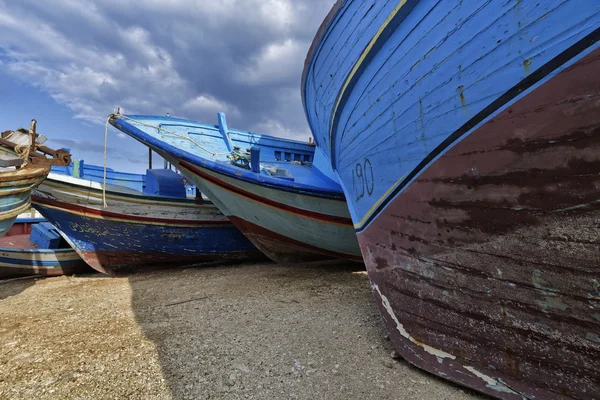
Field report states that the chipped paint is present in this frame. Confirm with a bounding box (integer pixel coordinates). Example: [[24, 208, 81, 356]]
[[586, 333, 600, 343], [589, 279, 600, 299], [372, 283, 456, 360], [463, 367, 526, 397], [531, 269, 555, 293], [31, 174, 262, 273], [536, 296, 569, 312]]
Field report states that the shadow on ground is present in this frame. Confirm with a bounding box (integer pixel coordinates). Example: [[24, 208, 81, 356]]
[[0, 278, 35, 300], [128, 260, 484, 400]]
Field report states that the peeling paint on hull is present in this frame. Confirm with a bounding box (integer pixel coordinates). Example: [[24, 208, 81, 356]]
[[360, 49, 600, 399], [303, 0, 600, 398], [31, 174, 262, 274]]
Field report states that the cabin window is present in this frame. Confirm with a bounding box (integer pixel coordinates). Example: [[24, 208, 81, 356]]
[[303, 155, 311, 162], [294, 154, 301, 161], [284, 152, 291, 161], [275, 151, 282, 160]]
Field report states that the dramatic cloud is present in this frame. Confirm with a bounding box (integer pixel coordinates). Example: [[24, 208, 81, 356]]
[[0, 0, 333, 140]]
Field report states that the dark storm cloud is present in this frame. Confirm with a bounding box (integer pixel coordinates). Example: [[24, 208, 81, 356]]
[[0, 0, 334, 140]]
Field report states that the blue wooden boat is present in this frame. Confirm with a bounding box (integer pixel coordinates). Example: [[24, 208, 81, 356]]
[[31, 161, 262, 274], [303, 1, 600, 398], [0, 217, 90, 279], [109, 113, 362, 263]]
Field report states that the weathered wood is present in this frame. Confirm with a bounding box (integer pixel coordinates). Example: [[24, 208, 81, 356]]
[[0, 154, 24, 168], [31, 172, 262, 274]]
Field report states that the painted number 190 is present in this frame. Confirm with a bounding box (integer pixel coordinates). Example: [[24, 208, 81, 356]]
[[352, 158, 374, 201]]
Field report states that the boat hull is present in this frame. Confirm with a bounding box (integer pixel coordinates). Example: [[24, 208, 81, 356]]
[[107, 114, 362, 264], [174, 160, 363, 263], [361, 48, 600, 400], [0, 164, 50, 238], [31, 175, 262, 274], [303, 0, 600, 398], [0, 245, 88, 279]]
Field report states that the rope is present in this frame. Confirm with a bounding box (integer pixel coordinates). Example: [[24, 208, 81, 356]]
[[14, 143, 30, 166], [113, 114, 231, 158], [14, 126, 35, 167], [103, 116, 109, 208]]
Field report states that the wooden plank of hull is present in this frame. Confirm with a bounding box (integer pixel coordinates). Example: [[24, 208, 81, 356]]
[[175, 161, 363, 263], [359, 47, 600, 399], [31, 176, 261, 274]]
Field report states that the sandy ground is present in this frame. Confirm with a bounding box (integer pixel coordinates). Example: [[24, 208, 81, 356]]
[[0, 260, 485, 400]]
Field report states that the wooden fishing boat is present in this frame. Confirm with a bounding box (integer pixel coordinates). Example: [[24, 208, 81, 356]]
[[303, 1, 600, 398], [31, 162, 262, 274], [0, 120, 71, 238], [109, 113, 362, 263], [0, 217, 90, 279]]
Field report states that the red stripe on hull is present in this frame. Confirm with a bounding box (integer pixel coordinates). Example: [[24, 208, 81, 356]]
[[32, 196, 232, 227], [178, 161, 353, 226], [79, 249, 264, 274], [360, 50, 600, 398], [229, 216, 364, 263]]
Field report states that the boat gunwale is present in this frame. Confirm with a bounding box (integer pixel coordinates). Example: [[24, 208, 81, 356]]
[[42, 172, 214, 207]]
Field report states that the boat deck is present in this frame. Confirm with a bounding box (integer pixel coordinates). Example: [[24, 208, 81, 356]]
[[0, 234, 38, 250]]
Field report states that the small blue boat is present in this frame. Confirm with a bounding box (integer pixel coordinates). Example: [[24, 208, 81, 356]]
[[32, 160, 262, 274], [0, 217, 90, 279], [109, 113, 363, 263], [303, 1, 600, 398]]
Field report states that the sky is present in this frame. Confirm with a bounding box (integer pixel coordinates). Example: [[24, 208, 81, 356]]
[[0, 0, 334, 173]]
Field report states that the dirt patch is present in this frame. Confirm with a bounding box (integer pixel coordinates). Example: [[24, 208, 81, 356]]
[[0, 261, 484, 399]]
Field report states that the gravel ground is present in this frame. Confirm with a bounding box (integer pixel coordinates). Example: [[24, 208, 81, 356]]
[[0, 260, 485, 400]]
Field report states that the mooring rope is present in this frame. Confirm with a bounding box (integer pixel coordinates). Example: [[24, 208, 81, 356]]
[[14, 144, 30, 167]]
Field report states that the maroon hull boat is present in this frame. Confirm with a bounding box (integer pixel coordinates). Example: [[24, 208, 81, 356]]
[[302, 1, 600, 398]]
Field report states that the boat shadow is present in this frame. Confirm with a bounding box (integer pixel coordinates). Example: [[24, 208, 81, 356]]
[[0, 270, 106, 300], [127, 260, 484, 399], [0, 277, 36, 300]]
